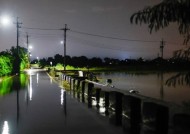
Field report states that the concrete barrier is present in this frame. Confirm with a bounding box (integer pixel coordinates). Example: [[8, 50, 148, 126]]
[[63, 74, 189, 134], [109, 91, 123, 126], [122, 95, 141, 134]]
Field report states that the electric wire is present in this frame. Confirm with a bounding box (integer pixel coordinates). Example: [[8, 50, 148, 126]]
[[22, 26, 61, 31], [22, 26, 161, 43], [70, 29, 160, 43], [67, 35, 155, 52], [21, 26, 183, 46]]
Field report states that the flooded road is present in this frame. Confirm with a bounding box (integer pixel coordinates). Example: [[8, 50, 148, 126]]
[[96, 72, 190, 105], [0, 70, 123, 134]]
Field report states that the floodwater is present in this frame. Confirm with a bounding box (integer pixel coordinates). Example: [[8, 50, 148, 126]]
[[0, 70, 124, 134], [96, 71, 190, 105]]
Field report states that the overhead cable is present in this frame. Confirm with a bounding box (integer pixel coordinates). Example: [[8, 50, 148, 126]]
[[21, 26, 182, 45], [22, 26, 61, 31], [70, 30, 160, 43]]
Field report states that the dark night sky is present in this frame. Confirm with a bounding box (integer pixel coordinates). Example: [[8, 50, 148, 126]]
[[0, 0, 186, 60]]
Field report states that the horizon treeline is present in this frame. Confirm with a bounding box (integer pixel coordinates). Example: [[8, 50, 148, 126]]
[[32, 54, 190, 70]]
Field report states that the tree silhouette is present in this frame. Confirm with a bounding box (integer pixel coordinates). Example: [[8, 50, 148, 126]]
[[130, 0, 190, 86], [130, 0, 190, 44], [54, 54, 63, 65]]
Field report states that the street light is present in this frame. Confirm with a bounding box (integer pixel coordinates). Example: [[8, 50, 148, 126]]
[[36, 57, 39, 67], [29, 45, 33, 49], [37, 57, 39, 61], [0, 15, 22, 74], [0, 15, 11, 26], [60, 41, 64, 44], [28, 45, 32, 55]]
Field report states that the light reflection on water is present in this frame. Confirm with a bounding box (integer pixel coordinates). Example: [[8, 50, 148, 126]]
[[1, 70, 189, 134], [96, 72, 190, 104], [29, 75, 33, 101], [36, 73, 39, 84], [99, 98, 106, 113], [2, 121, 9, 134], [61, 89, 64, 105], [0, 70, 68, 134]]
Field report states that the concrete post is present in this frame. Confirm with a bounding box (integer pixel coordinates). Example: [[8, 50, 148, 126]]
[[77, 79, 81, 99], [143, 102, 169, 134], [105, 92, 109, 116], [87, 83, 94, 108], [69, 77, 72, 91], [95, 88, 101, 108], [122, 95, 142, 134], [72, 79, 76, 97], [72, 79, 75, 91], [156, 105, 169, 134], [81, 81, 85, 103], [109, 91, 123, 126], [64, 75, 66, 81]]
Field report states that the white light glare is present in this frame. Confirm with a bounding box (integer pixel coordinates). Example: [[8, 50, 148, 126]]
[[1, 16, 11, 26], [29, 46, 33, 49], [60, 41, 64, 44], [2, 121, 9, 134]]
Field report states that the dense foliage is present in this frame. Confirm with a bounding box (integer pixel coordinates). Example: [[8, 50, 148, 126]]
[[0, 55, 13, 76], [0, 46, 29, 76], [0, 73, 29, 96]]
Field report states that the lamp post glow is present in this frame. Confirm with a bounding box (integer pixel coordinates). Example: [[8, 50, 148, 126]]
[[36, 57, 39, 66], [0, 15, 11, 26], [29, 45, 33, 49], [1, 15, 22, 74]]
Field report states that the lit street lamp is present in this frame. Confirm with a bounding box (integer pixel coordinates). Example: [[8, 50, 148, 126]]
[[29, 45, 33, 49], [0, 15, 11, 26], [0, 15, 22, 74]]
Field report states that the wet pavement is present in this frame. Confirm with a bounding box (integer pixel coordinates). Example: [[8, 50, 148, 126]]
[[0, 70, 124, 134]]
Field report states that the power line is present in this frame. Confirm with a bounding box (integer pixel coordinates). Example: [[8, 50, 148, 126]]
[[20, 30, 61, 36], [70, 29, 160, 43], [22, 26, 160, 43], [21, 26, 182, 45], [67, 35, 155, 52], [22, 26, 61, 31], [19, 31, 62, 40]]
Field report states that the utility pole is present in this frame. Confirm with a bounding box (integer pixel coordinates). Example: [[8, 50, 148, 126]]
[[26, 33, 30, 68], [14, 17, 22, 74], [26, 33, 29, 52], [160, 39, 165, 59], [61, 24, 70, 72]]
